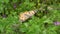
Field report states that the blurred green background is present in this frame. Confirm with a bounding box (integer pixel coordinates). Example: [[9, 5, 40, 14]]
[[0, 0, 60, 34]]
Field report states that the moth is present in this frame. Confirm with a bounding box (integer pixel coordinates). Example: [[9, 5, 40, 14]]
[[19, 10, 38, 22]]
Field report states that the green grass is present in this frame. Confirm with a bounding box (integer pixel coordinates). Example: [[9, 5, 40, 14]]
[[0, 0, 60, 34]]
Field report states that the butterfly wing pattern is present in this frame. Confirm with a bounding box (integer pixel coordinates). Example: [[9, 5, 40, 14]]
[[19, 10, 38, 22]]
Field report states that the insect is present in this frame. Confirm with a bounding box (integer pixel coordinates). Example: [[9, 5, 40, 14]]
[[19, 10, 38, 22]]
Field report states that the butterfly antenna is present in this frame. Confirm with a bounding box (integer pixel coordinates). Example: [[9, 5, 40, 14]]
[[34, 8, 41, 13]]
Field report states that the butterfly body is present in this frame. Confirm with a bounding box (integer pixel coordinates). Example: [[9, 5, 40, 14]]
[[19, 10, 37, 22]]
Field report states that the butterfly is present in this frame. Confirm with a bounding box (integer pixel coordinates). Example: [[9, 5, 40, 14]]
[[19, 10, 38, 22]]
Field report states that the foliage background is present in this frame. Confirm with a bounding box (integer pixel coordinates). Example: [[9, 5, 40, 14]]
[[0, 0, 60, 34]]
